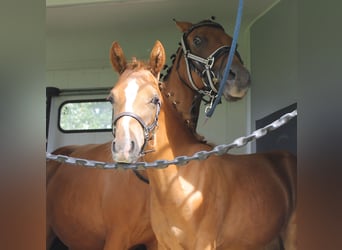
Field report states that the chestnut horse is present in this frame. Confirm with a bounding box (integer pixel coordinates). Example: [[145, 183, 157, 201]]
[[110, 40, 296, 250], [47, 19, 251, 250]]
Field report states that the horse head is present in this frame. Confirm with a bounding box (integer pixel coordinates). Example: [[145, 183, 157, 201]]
[[173, 19, 251, 102], [108, 41, 165, 163]]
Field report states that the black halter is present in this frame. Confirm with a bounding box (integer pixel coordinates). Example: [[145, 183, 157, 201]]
[[178, 20, 244, 108], [112, 101, 160, 184], [112, 100, 161, 157]]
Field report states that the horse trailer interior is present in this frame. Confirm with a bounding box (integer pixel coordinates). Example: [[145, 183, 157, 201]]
[[43, 0, 342, 249], [46, 0, 298, 155]]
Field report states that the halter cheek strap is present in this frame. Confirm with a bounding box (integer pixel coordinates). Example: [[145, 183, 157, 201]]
[[112, 101, 161, 157], [178, 21, 244, 111], [181, 37, 231, 94]]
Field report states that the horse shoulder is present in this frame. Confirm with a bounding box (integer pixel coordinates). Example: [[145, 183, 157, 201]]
[[264, 150, 297, 192]]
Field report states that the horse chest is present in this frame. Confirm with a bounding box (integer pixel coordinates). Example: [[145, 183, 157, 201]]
[[149, 174, 225, 249], [151, 174, 205, 215]]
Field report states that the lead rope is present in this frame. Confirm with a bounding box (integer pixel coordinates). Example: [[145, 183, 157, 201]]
[[205, 0, 244, 118]]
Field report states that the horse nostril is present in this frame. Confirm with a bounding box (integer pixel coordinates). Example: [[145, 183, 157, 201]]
[[129, 140, 135, 153], [228, 70, 236, 80], [112, 140, 116, 152]]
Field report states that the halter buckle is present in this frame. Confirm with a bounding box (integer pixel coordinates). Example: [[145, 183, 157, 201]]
[[205, 100, 213, 114], [203, 91, 217, 115], [206, 57, 215, 69]]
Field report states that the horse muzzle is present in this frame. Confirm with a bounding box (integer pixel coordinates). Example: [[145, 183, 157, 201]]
[[111, 139, 141, 163], [222, 65, 251, 101]]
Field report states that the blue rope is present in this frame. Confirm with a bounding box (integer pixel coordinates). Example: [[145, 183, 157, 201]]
[[205, 0, 244, 118]]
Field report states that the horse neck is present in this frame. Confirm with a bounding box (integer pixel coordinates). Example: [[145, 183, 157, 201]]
[[143, 92, 210, 187], [161, 48, 202, 136]]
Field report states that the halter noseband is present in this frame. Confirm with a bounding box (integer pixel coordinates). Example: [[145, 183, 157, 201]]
[[112, 100, 161, 157], [179, 21, 244, 109]]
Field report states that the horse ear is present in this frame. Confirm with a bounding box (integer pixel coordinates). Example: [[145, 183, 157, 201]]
[[109, 41, 127, 74], [149, 40, 166, 76], [173, 19, 193, 32]]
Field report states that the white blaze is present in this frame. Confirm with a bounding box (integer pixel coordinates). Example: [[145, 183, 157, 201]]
[[122, 79, 139, 142]]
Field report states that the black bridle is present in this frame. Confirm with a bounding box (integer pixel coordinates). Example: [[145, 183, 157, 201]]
[[112, 99, 161, 157], [178, 20, 244, 108]]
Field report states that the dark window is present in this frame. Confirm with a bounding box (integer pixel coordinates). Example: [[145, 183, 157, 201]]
[[256, 103, 297, 155]]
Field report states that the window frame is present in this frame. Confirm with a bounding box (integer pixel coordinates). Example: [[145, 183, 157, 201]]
[[57, 98, 113, 133]]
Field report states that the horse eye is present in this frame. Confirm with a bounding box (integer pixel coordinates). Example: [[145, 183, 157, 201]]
[[193, 36, 202, 46], [150, 96, 160, 105]]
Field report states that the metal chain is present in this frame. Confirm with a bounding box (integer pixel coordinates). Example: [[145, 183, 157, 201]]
[[46, 109, 297, 170]]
